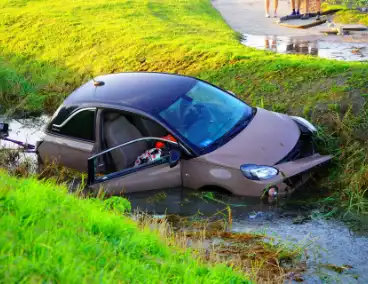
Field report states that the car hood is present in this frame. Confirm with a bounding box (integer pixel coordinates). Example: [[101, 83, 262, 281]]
[[199, 108, 300, 168]]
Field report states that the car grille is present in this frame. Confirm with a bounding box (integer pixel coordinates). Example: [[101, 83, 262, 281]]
[[276, 133, 315, 164]]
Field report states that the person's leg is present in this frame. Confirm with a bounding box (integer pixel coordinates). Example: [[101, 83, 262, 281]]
[[271, 36, 277, 50], [305, 0, 309, 14], [316, 0, 321, 20], [265, 0, 270, 17], [274, 0, 278, 17], [290, 0, 296, 15], [265, 38, 270, 49], [301, 0, 310, 19], [310, 41, 318, 55], [296, 0, 301, 15]]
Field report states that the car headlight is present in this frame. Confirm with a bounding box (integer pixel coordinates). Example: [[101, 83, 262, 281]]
[[291, 116, 317, 133], [240, 164, 279, 180]]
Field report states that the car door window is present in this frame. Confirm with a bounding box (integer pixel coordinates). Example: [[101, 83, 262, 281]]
[[89, 139, 172, 184], [53, 109, 96, 142]]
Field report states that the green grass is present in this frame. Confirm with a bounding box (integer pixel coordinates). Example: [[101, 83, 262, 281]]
[[0, 0, 367, 211], [322, 2, 368, 25], [0, 171, 250, 283], [0, 0, 366, 112], [333, 9, 368, 26]]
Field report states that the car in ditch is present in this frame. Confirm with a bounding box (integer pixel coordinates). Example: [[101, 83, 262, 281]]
[[36, 72, 333, 199]]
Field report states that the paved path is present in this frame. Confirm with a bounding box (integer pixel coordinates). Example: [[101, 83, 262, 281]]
[[212, 0, 329, 36], [213, 0, 368, 61]]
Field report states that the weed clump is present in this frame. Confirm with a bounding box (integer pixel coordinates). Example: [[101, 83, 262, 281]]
[[135, 212, 308, 283]]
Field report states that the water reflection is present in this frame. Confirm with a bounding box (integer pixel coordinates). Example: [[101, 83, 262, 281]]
[[242, 34, 368, 61], [126, 187, 271, 217], [286, 39, 319, 55], [0, 116, 49, 172], [0, 115, 49, 150]]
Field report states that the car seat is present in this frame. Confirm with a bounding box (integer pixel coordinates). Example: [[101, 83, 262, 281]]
[[132, 116, 167, 137], [104, 113, 147, 171]]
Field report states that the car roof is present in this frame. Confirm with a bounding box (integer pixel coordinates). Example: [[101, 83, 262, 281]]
[[63, 72, 197, 114]]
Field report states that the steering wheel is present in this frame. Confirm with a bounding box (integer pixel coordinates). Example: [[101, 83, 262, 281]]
[[181, 103, 216, 134]]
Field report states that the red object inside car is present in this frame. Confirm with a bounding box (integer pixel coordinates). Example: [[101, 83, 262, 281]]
[[155, 134, 177, 148]]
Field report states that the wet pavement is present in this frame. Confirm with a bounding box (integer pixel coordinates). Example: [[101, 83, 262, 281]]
[[241, 34, 368, 61], [212, 0, 326, 37], [213, 0, 367, 37], [214, 0, 368, 61]]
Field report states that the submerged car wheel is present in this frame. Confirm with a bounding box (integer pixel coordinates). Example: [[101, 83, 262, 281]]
[[261, 186, 279, 204]]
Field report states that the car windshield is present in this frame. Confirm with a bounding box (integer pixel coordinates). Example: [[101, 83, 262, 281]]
[[158, 81, 253, 150]]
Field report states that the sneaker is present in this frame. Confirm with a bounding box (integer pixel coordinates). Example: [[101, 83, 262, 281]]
[[265, 13, 270, 18], [301, 13, 310, 20], [296, 10, 300, 15], [274, 12, 278, 17], [290, 10, 296, 16]]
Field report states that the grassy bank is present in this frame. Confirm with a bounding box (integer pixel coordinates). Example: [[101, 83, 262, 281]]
[[0, 171, 251, 283], [0, 0, 367, 113], [0, 0, 367, 210], [322, 2, 368, 25], [333, 9, 368, 25]]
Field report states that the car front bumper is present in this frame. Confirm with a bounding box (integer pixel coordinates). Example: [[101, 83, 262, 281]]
[[253, 153, 333, 197]]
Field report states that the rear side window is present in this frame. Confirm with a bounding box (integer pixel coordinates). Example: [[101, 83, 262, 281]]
[[53, 109, 96, 142]]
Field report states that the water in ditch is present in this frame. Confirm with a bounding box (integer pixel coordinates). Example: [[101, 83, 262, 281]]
[[1, 116, 368, 283]]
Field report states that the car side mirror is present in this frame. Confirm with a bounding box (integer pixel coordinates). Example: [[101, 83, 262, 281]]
[[169, 149, 181, 168]]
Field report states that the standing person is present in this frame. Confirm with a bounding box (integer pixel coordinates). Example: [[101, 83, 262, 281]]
[[265, 0, 279, 18], [301, 0, 321, 20], [290, 0, 301, 16]]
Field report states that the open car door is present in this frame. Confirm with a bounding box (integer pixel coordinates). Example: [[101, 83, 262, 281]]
[[87, 137, 183, 196]]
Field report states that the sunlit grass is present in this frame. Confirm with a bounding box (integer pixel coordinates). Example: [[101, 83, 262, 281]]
[[0, 0, 367, 212], [0, 1, 367, 281], [0, 171, 251, 283], [322, 2, 368, 26], [333, 9, 368, 25], [315, 105, 368, 215], [0, 0, 366, 113]]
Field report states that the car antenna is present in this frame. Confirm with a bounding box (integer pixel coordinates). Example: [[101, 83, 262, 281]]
[[93, 78, 104, 87], [81, 62, 104, 87]]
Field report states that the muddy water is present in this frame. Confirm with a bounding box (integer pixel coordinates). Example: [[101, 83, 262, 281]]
[[234, 216, 368, 283], [242, 34, 368, 61], [0, 115, 48, 149], [2, 118, 368, 282], [128, 188, 368, 283], [0, 116, 49, 171]]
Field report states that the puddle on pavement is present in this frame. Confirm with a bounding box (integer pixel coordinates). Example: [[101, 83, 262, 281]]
[[242, 34, 368, 61], [1, 116, 368, 282]]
